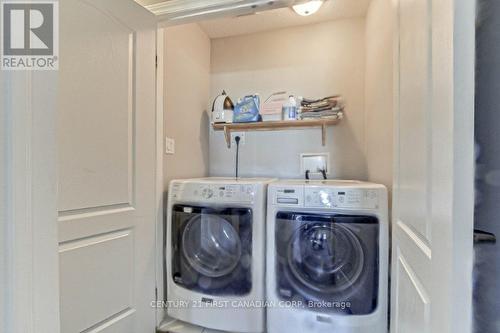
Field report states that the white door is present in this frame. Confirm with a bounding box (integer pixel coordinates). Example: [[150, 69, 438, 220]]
[[391, 0, 475, 332], [57, 1, 158, 332]]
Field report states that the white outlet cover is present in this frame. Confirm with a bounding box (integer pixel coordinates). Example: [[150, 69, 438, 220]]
[[300, 153, 329, 174], [231, 132, 245, 145], [165, 137, 175, 155]]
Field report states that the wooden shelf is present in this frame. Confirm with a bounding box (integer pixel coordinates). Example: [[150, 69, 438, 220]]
[[212, 118, 341, 148]]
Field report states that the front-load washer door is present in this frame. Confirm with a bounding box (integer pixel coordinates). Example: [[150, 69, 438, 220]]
[[172, 205, 252, 296], [275, 212, 379, 315]]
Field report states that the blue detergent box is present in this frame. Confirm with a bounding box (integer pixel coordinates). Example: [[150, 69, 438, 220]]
[[233, 95, 261, 123]]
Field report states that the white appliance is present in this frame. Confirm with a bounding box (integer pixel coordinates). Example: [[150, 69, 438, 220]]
[[266, 180, 389, 333], [166, 177, 275, 333], [211, 91, 234, 124]]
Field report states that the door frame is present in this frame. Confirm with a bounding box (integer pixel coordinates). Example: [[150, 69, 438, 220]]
[[155, 26, 166, 326], [446, 0, 476, 329]]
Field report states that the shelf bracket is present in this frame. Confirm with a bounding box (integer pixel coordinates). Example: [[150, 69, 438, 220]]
[[321, 123, 327, 146], [223, 126, 231, 148]]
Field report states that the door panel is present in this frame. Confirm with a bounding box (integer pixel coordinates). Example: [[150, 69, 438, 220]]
[[57, 1, 157, 332], [394, 254, 430, 333], [58, 0, 135, 211], [398, 0, 431, 242], [391, 0, 475, 332], [59, 230, 134, 333]]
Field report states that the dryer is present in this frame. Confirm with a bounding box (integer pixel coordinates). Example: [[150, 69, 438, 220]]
[[266, 180, 388, 333], [166, 178, 274, 333]]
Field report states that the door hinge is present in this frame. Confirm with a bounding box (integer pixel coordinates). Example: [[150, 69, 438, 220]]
[[155, 287, 158, 301], [155, 55, 158, 68]]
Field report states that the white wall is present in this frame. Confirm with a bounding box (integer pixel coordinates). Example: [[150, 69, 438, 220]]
[[364, 0, 394, 191], [209, 19, 367, 179], [164, 24, 211, 186]]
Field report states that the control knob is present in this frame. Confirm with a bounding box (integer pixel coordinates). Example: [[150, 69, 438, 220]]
[[201, 187, 214, 199]]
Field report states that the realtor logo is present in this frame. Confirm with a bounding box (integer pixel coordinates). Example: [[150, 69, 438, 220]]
[[1, 1, 58, 70]]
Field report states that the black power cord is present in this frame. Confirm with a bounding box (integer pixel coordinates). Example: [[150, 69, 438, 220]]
[[235, 136, 241, 179]]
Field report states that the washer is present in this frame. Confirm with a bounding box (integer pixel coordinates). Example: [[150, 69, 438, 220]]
[[266, 180, 388, 333], [166, 177, 274, 333]]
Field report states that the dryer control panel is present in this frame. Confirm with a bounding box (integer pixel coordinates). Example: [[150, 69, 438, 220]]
[[271, 185, 380, 210], [170, 182, 256, 203]]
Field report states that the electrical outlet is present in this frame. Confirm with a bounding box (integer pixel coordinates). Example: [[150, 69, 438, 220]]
[[231, 132, 246, 146], [165, 137, 175, 155]]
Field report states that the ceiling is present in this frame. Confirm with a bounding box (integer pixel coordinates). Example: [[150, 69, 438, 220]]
[[136, 0, 372, 39], [198, 0, 371, 38]]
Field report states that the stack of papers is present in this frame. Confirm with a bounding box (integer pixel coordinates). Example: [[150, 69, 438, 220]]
[[300, 95, 344, 120]]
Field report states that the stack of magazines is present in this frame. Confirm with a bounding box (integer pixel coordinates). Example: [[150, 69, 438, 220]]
[[299, 95, 344, 120]]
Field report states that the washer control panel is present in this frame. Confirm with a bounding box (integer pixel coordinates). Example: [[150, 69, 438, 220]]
[[271, 185, 379, 210], [304, 188, 379, 209], [171, 182, 256, 203]]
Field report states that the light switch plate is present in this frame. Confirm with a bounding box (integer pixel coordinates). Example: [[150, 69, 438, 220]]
[[231, 132, 245, 146], [300, 153, 329, 174], [165, 137, 175, 155]]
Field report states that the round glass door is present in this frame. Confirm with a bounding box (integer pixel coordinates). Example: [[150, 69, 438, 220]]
[[182, 214, 242, 278], [287, 223, 364, 293]]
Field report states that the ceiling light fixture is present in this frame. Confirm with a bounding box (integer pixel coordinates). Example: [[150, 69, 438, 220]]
[[292, 0, 324, 16]]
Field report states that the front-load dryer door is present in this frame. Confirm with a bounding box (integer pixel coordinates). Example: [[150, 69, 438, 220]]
[[172, 205, 252, 296], [275, 212, 379, 315]]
